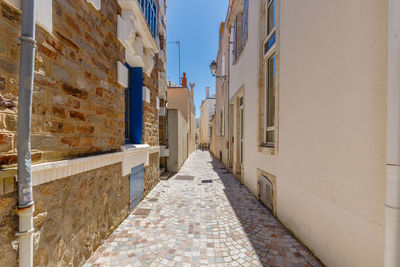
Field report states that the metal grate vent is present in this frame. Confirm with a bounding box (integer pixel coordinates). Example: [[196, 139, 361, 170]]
[[133, 208, 151, 216], [258, 176, 273, 211]]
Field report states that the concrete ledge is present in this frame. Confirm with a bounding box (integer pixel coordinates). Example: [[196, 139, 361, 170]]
[[32, 152, 123, 186], [1, 144, 155, 188]]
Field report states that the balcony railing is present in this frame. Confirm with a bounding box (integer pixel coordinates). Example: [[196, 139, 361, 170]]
[[137, 0, 157, 38]]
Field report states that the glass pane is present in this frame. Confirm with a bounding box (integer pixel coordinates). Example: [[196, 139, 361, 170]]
[[264, 32, 276, 54], [268, 0, 276, 34], [267, 130, 275, 143], [267, 54, 276, 128]]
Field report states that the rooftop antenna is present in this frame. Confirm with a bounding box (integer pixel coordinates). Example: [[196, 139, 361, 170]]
[[169, 40, 181, 84]]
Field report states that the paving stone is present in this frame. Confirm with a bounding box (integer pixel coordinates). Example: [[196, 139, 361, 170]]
[[85, 151, 323, 266]]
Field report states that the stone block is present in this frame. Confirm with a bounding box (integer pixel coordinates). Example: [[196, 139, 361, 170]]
[[31, 135, 58, 150], [80, 137, 94, 147], [3, 176, 14, 194], [0, 75, 5, 91], [0, 133, 13, 152], [1, 3, 20, 25], [60, 137, 80, 147], [52, 107, 66, 119], [53, 65, 71, 83], [0, 178, 3, 195], [63, 83, 88, 99], [69, 111, 85, 121], [38, 43, 58, 60], [4, 115, 16, 131]]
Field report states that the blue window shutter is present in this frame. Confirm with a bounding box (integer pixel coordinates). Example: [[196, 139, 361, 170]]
[[129, 67, 143, 144]]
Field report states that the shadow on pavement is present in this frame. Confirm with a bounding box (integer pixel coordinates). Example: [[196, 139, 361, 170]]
[[208, 154, 324, 267]]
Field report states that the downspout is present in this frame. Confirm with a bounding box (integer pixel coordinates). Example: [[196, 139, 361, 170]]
[[16, 1, 36, 267], [385, 0, 400, 266], [226, 33, 231, 168]]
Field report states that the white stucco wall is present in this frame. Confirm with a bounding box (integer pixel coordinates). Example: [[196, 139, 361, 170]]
[[228, 0, 387, 266], [167, 109, 188, 172]]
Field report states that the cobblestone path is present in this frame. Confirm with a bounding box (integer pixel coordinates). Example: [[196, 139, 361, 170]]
[[85, 151, 322, 267]]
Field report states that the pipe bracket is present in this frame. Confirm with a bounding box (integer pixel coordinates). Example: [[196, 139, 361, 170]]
[[18, 36, 37, 47], [15, 228, 34, 237]]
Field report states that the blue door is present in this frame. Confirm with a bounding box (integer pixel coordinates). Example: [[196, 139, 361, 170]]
[[129, 164, 145, 211]]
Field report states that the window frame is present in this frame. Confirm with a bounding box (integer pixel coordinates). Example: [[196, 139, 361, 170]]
[[241, 0, 249, 47], [262, 0, 277, 148]]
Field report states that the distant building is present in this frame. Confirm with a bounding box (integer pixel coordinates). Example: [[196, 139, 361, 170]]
[[166, 73, 196, 171], [199, 87, 216, 149]]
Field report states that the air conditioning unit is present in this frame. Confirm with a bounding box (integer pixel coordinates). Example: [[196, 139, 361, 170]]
[[258, 176, 273, 211]]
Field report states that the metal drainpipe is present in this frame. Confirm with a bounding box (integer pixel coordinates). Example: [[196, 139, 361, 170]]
[[226, 31, 232, 169], [385, 0, 400, 266], [16, 1, 36, 266]]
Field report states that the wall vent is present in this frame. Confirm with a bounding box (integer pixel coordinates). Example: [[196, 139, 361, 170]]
[[258, 176, 273, 211]]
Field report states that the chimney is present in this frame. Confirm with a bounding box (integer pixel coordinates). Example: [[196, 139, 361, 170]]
[[189, 82, 195, 92], [182, 72, 187, 87], [205, 87, 210, 99]]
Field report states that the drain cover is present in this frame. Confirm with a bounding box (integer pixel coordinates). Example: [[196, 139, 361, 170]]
[[133, 208, 151, 216], [201, 180, 213, 183], [175, 175, 195, 181]]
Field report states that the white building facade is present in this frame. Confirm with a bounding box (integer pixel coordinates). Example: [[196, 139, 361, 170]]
[[211, 0, 389, 266]]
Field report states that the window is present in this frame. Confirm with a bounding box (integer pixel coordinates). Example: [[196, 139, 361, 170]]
[[266, 54, 276, 145], [241, 0, 249, 47], [233, 15, 238, 62], [264, 0, 276, 55], [138, 0, 157, 37], [264, 0, 277, 147], [219, 110, 224, 136], [125, 66, 143, 144]]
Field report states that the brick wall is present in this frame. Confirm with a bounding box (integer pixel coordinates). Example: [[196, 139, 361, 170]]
[[0, 0, 125, 168]]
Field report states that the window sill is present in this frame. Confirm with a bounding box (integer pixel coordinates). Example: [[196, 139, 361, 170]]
[[259, 144, 275, 155]]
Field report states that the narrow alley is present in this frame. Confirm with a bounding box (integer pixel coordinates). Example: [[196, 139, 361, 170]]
[[84, 151, 322, 267]]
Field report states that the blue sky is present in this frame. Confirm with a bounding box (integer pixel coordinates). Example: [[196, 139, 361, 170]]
[[166, 0, 229, 118]]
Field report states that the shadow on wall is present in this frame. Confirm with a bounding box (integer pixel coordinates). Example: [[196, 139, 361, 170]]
[[208, 155, 324, 267]]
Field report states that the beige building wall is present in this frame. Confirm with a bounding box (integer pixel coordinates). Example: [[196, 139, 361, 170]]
[[223, 0, 387, 266], [211, 21, 231, 164], [199, 98, 216, 147], [167, 109, 188, 172], [168, 86, 196, 155]]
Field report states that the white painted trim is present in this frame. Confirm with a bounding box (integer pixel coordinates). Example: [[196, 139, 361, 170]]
[[117, 61, 129, 87], [121, 144, 150, 175], [143, 87, 150, 103], [32, 152, 123, 186], [30, 145, 154, 186], [118, 0, 159, 53], [36, 0, 53, 32]]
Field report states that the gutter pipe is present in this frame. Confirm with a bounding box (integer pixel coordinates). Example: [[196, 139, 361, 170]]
[[16, 1, 36, 266], [385, 0, 400, 266]]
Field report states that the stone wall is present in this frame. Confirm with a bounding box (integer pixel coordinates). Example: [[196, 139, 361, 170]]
[[0, 0, 125, 168], [159, 99, 167, 146], [142, 57, 160, 147], [0, 163, 129, 267], [144, 152, 159, 195]]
